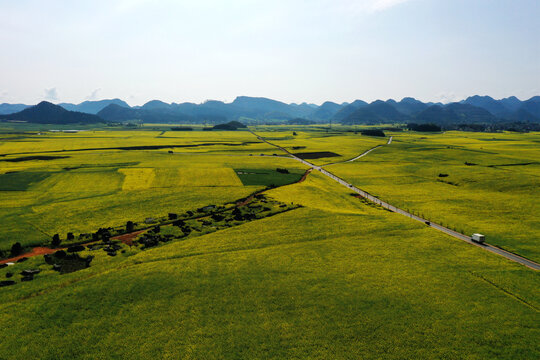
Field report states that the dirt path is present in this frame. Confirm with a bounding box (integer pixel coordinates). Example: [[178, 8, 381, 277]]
[[0, 230, 148, 264], [321, 137, 392, 167], [1, 161, 312, 265], [111, 229, 147, 246], [0, 247, 58, 265], [298, 168, 312, 182]]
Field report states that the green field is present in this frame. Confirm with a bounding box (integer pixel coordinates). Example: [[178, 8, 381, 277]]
[[234, 168, 305, 186], [327, 131, 540, 262], [0, 129, 307, 251], [0, 125, 538, 359], [0, 171, 52, 191]]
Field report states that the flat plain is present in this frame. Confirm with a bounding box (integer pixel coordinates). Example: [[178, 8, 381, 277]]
[[0, 125, 538, 359]]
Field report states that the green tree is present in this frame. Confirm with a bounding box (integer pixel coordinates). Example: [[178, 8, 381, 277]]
[[52, 234, 61, 247]]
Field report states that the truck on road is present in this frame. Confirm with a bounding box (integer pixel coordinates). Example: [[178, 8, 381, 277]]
[[471, 233, 485, 244]]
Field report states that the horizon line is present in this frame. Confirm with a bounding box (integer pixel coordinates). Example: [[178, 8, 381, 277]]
[[3, 94, 538, 108]]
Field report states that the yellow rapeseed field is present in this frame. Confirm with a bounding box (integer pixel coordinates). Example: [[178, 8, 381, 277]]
[[119, 168, 156, 190], [176, 167, 243, 186]]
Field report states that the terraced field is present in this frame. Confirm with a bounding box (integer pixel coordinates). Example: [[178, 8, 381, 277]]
[[0, 126, 538, 359]]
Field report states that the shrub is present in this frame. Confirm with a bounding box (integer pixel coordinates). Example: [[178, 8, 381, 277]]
[[211, 214, 225, 221], [10, 242, 23, 257], [361, 129, 385, 137], [52, 234, 61, 247], [67, 245, 85, 253], [54, 250, 66, 258], [172, 219, 185, 227], [407, 123, 441, 132]]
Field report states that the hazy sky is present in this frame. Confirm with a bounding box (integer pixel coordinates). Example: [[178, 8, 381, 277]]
[[1, 0, 539, 106]]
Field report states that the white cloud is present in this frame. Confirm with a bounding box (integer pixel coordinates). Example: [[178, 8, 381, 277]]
[[369, 0, 412, 12], [43, 88, 59, 101], [434, 92, 461, 104], [86, 88, 101, 100], [114, 0, 153, 13], [328, 0, 414, 18]]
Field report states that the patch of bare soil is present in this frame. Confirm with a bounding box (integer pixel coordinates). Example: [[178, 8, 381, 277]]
[[0, 247, 58, 265], [293, 151, 341, 159], [111, 230, 147, 246]]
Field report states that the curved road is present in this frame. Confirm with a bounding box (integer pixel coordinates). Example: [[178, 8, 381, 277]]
[[250, 130, 540, 270], [322, 136, 392, 167]]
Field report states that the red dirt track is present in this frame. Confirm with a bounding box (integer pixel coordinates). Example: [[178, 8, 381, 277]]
[[111, 229, 147, 246], [0, 230, 147, 264], [1, 169, 313, 265], [0, 247, 58, 265], [298, 168, 312, 183]]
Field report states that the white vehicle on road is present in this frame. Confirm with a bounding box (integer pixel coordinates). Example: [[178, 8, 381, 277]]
[[471, 233, 485, 244]]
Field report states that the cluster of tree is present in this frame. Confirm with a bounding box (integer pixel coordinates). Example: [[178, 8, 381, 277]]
[[287, 118, 315, 125], [44, 250, 94, 274], [360, 129, 386, 137], [92, 227, 113, 242], [10, 242, 23, 257], [231, 207, 257, 221], [446, 121, 540, 133], [210, 121, 247, 130], [136, 226, 177, 249], [407, 123, 442, 132], [407, 120, 540, 133]]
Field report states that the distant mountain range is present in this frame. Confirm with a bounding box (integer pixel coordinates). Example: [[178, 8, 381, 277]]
[[0, 95, 539, 125], [0, 101, 103, 124], [58, 99, 130, 114], [0, 103, 30, 115]]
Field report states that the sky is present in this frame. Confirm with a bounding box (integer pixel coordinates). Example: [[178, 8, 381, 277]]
[[0, 0, 539, 106]]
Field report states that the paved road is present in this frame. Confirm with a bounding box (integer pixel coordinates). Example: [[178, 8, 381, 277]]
[[250, 130, 540, 270], [322, 137, 392, 167]]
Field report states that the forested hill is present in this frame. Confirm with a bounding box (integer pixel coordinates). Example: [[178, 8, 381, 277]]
[[1, 95, 539, 126], [0, 101, 104, 124]]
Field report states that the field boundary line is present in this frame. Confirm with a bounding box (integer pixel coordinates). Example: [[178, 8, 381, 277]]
[[468, 271, 539, 311]]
